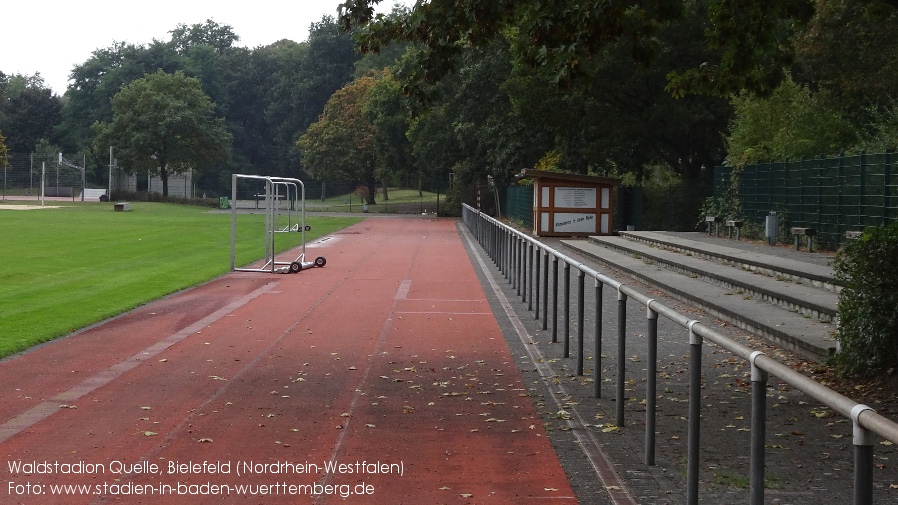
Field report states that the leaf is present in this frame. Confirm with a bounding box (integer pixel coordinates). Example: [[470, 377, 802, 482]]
[[144, 431, 158, 436], [460, 493, 473, 498], [197, 438, 213, 443]]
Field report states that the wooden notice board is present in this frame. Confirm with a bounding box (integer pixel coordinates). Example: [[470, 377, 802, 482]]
[[522, 169, 620, 237]]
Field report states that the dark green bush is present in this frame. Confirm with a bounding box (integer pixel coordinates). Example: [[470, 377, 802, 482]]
[[832, 223, 898, 375]]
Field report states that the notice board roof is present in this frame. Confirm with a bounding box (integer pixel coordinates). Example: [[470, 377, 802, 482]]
[[520, 169, 621, 187]]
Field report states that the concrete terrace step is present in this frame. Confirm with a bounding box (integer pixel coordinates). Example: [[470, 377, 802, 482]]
[[618, 231, 839, 293], [559, 239, 838, 360], [589, 235, 839, 323]]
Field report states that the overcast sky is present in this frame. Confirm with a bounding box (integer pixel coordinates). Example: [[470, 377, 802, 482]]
[[1, 1, 405, 96]]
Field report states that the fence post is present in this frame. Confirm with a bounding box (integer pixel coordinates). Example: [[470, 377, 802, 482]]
[[577, 269, 585, 375], [616, 289, 628, 428], [884, 151, 892, 226], [645, 300, 658, 466], [686, 320, 702, 505], [552, 256, 559, 343], [750, 351, 768, 505], [563, 261, 571, 358], [838, 152, 845, 240], [527, 242, 534, 311], [542, 250, 549, 330], [594, 278, 604, 399], [534, 245, 541, 320], [860, 152, 867, 230]]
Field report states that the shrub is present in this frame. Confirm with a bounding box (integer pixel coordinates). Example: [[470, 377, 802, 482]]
[[832, 223, 898, 375]]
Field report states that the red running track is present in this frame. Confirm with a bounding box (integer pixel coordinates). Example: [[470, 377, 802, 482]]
[[0, 217, 577, 504]]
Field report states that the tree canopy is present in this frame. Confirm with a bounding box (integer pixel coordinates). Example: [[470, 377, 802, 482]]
[[94, 70, 231, 196], [338, 0, 814, 98], [0, 73, 61, 153]]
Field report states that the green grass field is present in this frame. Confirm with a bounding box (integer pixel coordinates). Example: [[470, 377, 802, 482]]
[[0, 202, 361, 358]]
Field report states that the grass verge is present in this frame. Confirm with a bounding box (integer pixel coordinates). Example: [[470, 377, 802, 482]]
[[0, 202, 361, 358]]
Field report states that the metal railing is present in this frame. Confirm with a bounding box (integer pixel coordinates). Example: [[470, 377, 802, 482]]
[[462, 204, 898, 505]]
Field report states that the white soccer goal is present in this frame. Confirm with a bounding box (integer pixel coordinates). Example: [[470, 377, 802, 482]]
[[229, 174, 326, 274]]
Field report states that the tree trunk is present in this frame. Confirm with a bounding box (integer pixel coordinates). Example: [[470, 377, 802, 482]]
[[159, 162, 169, 197], [365, 180, 377, 205], [382, 178, 389, 201]]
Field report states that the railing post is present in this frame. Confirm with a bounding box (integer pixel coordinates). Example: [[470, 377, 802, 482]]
[[564, 261, 571, 358], [534, 246, 541, 320], [512, 235, 524, 297], [501, 228, 508, 280], [851, 404, 875, 505], [645, 299, 658, 466], [686, 320, 702, 505], [552, 256, 559, 343], [749, 351, 768, 505], [594, 278, 604, 399], [518, 238, 525, 298], [527, 241, 534, 311], [576, 269, 585, 375], [616, 288, 627, 428], [542, 250, 549, 330]]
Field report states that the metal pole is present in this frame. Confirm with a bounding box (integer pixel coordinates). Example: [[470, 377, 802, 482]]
[[230, 173, 237, 270], [519, 238, 525, 297], [616, 289, 627, 428], [527, 242, 534, 311], [852, 405, 875, 505], [686, 320, 702, 505], [534, 246, 541, 320], [750, 351, 768, 505], [552, 256, 559, 343], [108, 147, 113, 201], [563, 261, 571, 358], [542, 250, 549, 330], [645, 300, 658, 466], [576, 270, 585, 375], [594, 279, 604, 399]]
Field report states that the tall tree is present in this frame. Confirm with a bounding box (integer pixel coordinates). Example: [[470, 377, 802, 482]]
[[94, 70, 231, 196], [0, 74, 62, 152], [298, 76, 379, 203], [268, 16, 359, 174]]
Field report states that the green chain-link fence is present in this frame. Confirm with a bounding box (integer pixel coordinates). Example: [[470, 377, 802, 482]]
[[715, 152, 897, 249]]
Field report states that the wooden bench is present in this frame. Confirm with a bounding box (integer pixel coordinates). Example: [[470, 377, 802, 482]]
[[845, 230, 863, 240], [726, 220, 744, 240], [705, 215, 721, 236], [114, 202, 131, 212], [791, 227, 816, 252]]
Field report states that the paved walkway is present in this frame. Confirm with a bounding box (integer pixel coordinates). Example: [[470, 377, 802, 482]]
[[0, 217, 575, 504]]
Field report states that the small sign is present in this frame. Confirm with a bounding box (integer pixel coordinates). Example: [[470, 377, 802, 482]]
[[554, 187, 597, 209], [553, 213, 597, 233]]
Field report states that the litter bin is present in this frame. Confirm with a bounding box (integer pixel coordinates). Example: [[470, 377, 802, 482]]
[[219, 197, 229, 210]]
